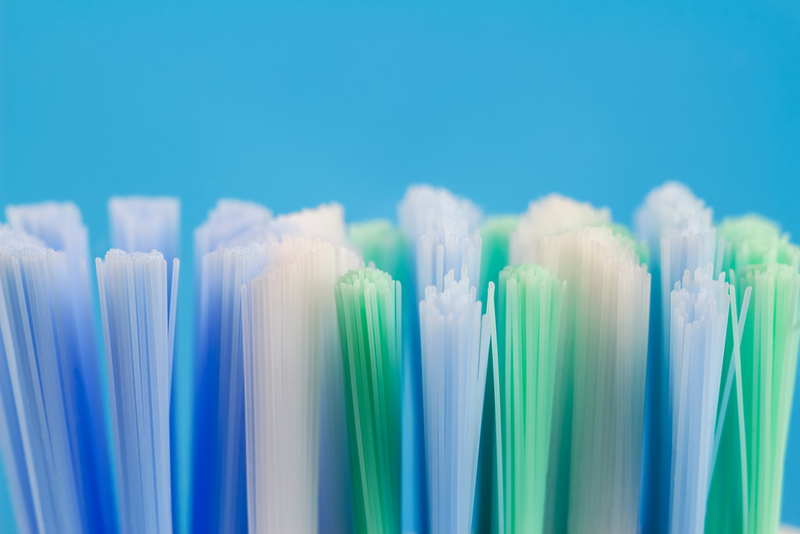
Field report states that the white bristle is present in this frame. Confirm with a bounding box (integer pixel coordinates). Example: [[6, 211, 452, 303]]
[[110, 196, 181, 306], [6, 202, 90, 268], [241, 235, 361, 534], [509, 193, 611, 265], [668, 265, 730, 534], [195, 243, 271, 533], [109, 196, 180, 260], [193, 201, 359, 534], [419, 269, 491, 534], [634, 182, 717, 534], [96, 250, 179, 534], [398, 185, 483, 301], [635, 182, 713, 266], [269, 203, 351, 248], [0, 231, 86, 533], [194, 199, 274, 266], [398, 185, 484, 534], [514, 223, 650, 534], [635, 182, 716, 356], [1, 204, 115, 534]]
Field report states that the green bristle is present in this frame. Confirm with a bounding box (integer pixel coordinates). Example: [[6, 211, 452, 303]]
[[707, 215, 800, 534], [718, 215, 800, 273], [474, 215, 518, 534], [349, 219, 409, 281], [334, 267, 402, 534], [494, 264, 566, 534], [479, 215, 519, 305]]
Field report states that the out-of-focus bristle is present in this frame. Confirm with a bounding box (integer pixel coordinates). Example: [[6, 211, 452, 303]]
[[399, 185, 483, 300], [241, 235, 361, 534], [193, 199, 274, 267], [6, 201, 90, 267], [512, 198, 650, 534], [0, 202, 115, 534], [509, 193, 611, 266], [479, 215, 518, 305], [349, 219, 408, 281], [193, 200, 359, 534], [269, 202, 351, 248], [109, 196, 180, 257]]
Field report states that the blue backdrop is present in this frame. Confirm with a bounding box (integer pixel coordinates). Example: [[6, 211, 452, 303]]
[[1, 1, 799, 531]]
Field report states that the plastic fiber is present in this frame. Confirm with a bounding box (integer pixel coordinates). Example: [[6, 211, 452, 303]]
[[0, 221, 113, 534], [493, 264, 565, 534], [398, 185, 483, 534], [707, 215, 800, 534], [241, 235, 362, 534], [349, 220, 408, 281], [334, 268, 402, 534], [667, 265, 730, 534], [512, 205, 650, 534], [193, 201, 356, 534], [109, 197, 180, 293], [96, 250, 179, 534], [419, 268, 492, 534], [634, 182, 716, 534]]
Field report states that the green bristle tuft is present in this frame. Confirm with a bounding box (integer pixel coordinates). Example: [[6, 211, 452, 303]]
[[707, 215, 800, 534], [349, 219, 409, 282], [334, 267, 402, 534], [480, 215, 518, 305], [494, 263, 565, 534]]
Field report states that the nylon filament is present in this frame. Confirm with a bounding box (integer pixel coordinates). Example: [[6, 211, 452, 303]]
[[96, 250, 180, 534], [511, 196, 650, 534], [241, 235, 361, 534], [334, 267, 402, 534], [494, 263, 565, 534]]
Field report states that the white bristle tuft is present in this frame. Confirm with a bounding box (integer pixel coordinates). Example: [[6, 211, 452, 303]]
[[668, 265, 730, 534], [419, 269, 491, 534], [509, 194, 611, 265], [241, 235, 361, 534], [399, 185, 483, 301], [96, 249, 179, 534]]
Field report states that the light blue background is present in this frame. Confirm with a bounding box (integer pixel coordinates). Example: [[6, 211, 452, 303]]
[[1, 1, 799, 531]]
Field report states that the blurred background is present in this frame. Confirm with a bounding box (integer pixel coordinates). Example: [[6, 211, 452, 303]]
[[1, 0, 799, 531]]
